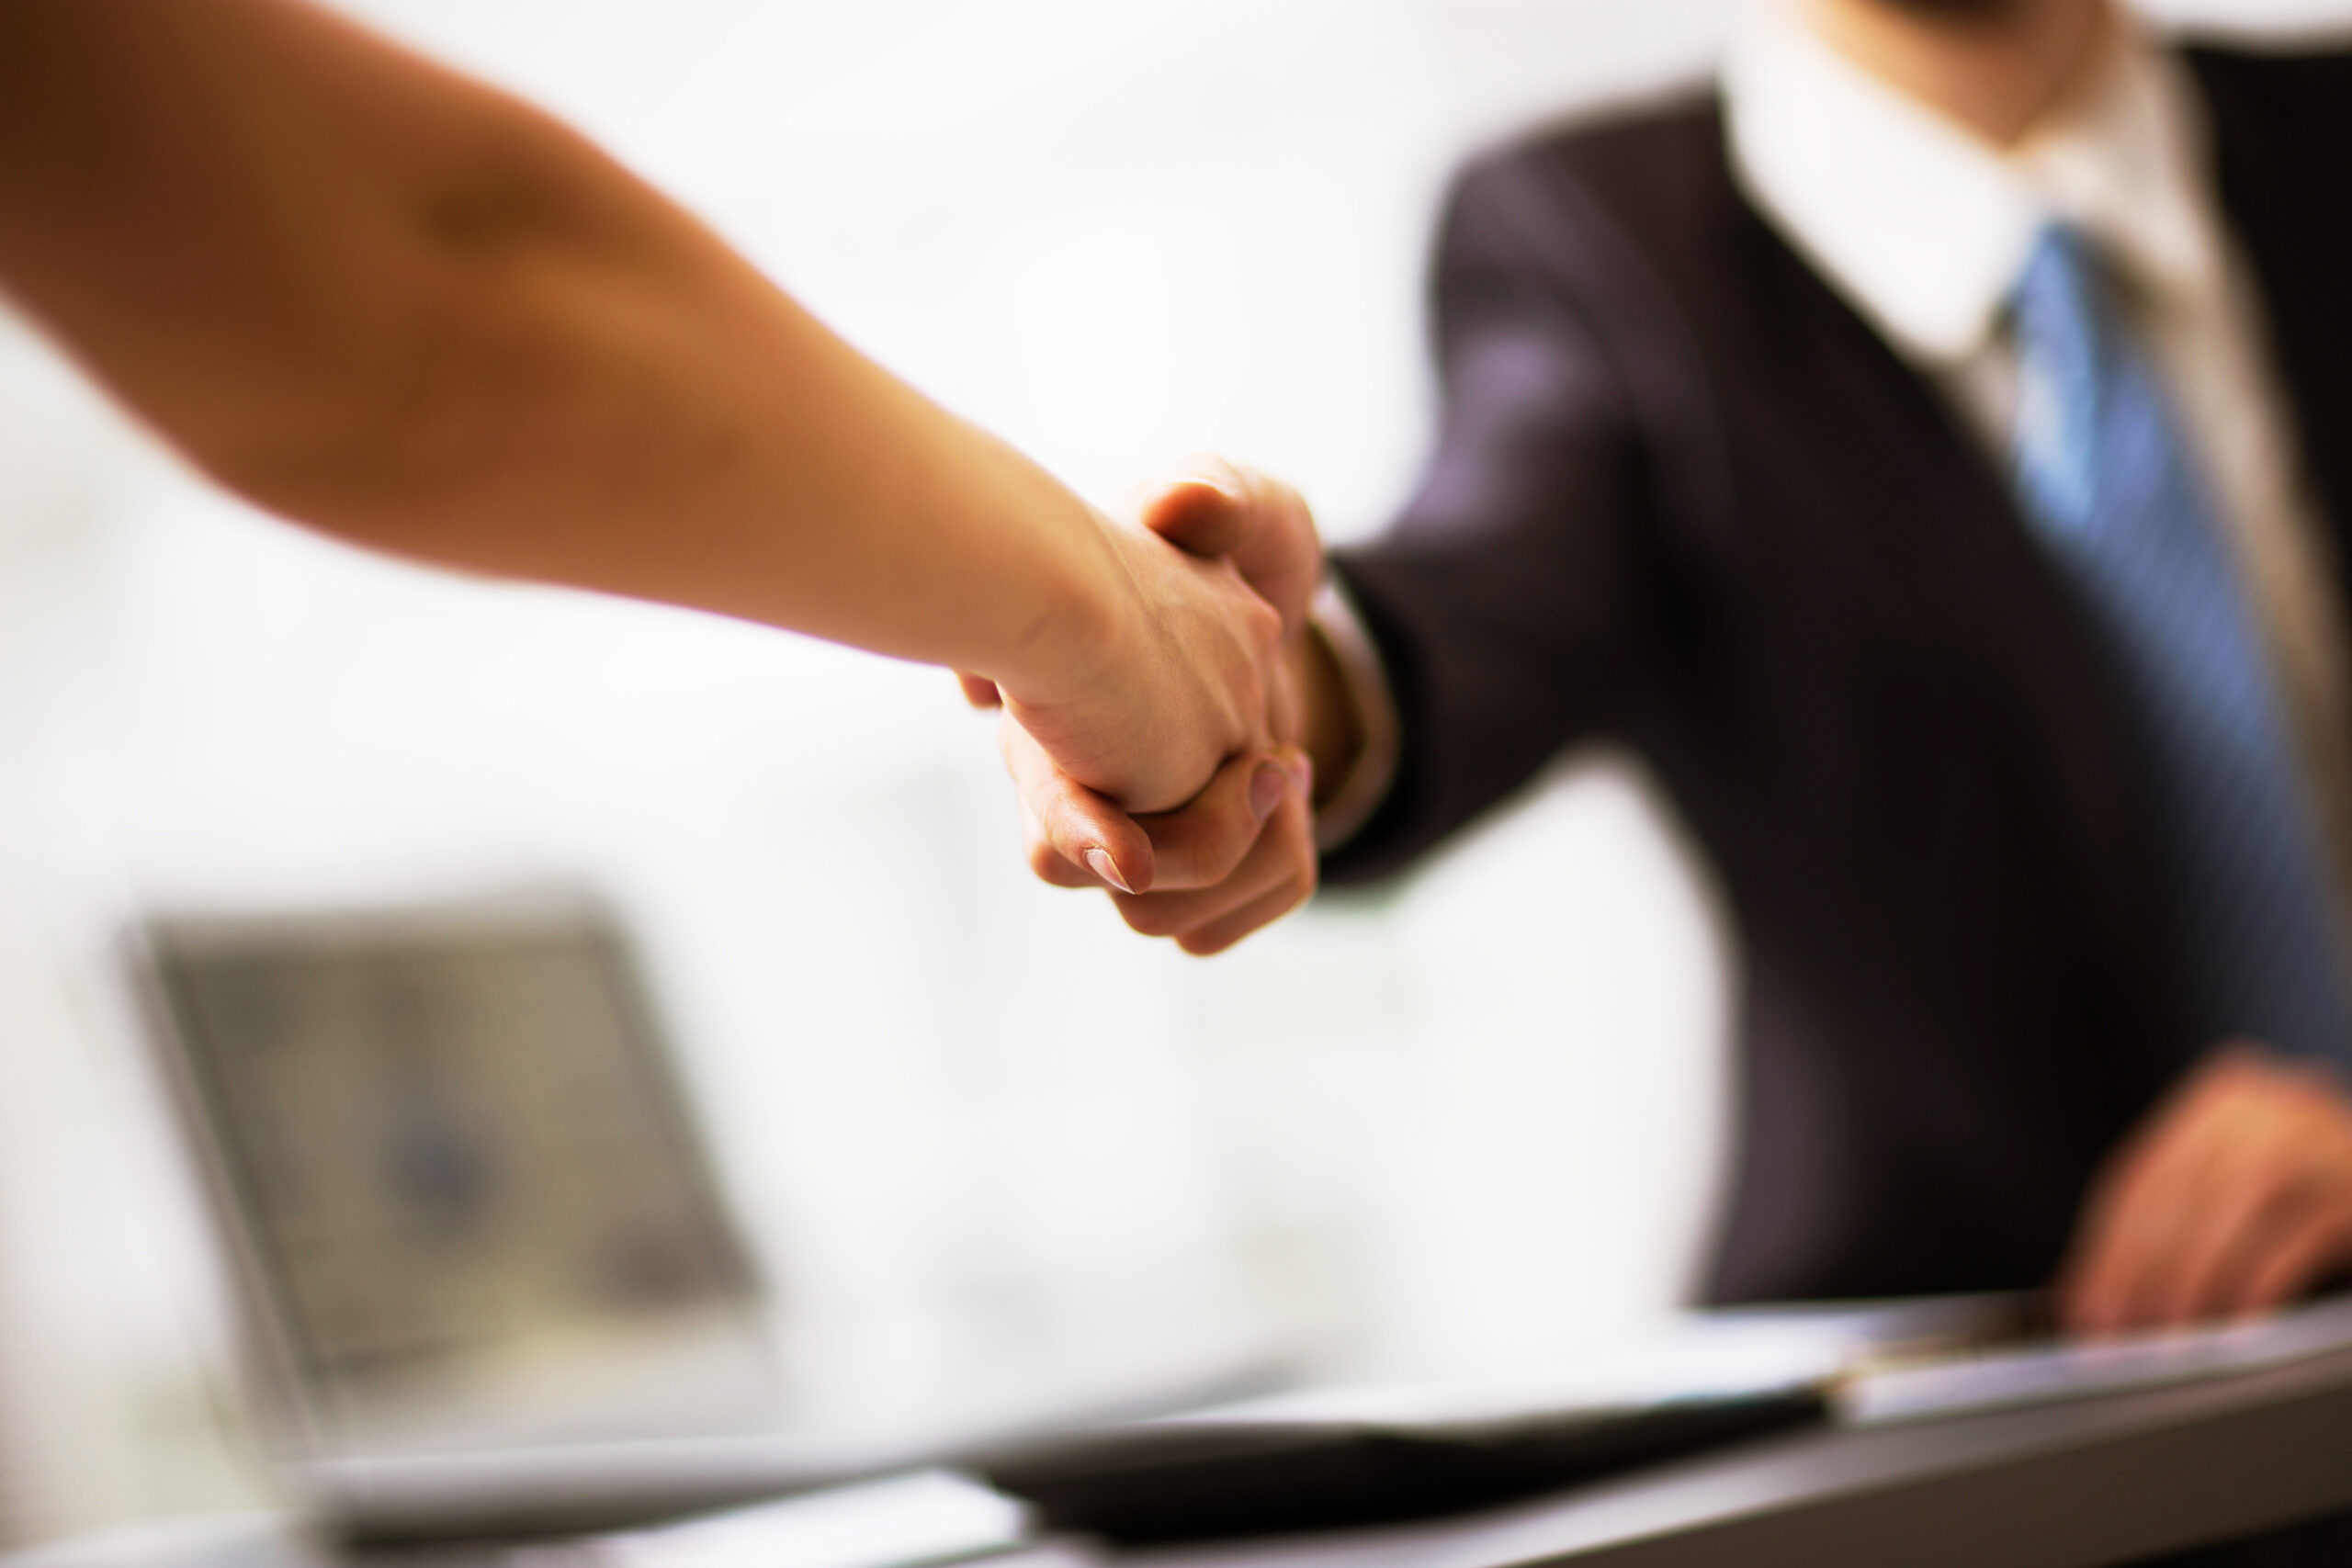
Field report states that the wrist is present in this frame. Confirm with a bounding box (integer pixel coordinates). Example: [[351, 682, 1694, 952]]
[[1300, 579, 1400, 851], [991, 501, 1138, 712]]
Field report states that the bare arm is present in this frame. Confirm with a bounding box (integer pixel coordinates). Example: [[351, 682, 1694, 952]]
[[0, 0, 1281, 827]]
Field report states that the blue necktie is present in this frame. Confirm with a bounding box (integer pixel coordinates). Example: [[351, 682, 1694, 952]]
[[2008, 224, 2352, 1066]]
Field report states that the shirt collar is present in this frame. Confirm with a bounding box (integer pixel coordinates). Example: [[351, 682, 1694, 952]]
[[1723, 5, 2225, 367]]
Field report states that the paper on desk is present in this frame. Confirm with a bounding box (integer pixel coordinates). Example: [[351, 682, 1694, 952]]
[[1842, 1292, 2352, 1424], [1138, 1314, 1866, 1434], [576, 1470, 1047, 1568]]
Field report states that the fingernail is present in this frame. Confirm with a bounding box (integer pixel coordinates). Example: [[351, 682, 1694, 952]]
[[1249, 762, 1287, 821], [1083, 847, 1134, 894], [1285, 752, 1315, 797]]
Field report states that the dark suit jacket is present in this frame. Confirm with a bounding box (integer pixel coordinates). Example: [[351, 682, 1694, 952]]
[[1325, 46, 2352, 1305]]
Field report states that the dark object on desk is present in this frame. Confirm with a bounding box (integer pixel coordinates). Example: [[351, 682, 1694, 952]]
[[978, 1386, 1828, 1544]]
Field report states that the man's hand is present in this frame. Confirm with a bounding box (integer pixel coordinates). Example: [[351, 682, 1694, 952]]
[[991, 459, 1334, 952], [2058, 1043, 2352, 1336]]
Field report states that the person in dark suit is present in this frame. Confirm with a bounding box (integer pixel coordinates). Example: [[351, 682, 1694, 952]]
[[1010, 0, 2352, 1355]]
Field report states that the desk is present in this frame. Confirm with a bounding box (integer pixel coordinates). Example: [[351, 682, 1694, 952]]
[[14, 1346, 2352, 1568], [1128, 1344, 2352, 1568]]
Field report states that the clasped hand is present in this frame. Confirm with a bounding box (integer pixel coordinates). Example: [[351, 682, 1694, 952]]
[[971, 461, 1328, 955]]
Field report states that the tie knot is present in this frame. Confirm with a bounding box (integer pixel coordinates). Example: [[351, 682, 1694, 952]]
[[2011, 223, 2117, 372], [2010, 223, 2123, 529]]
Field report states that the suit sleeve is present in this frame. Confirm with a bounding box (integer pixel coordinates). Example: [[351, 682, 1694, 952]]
[[1322, 159, 1679, 885]]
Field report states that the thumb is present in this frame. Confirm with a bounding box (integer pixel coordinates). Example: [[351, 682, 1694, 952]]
[[1144, 473, 1252, 558], [1138, 457, 1324, 638]]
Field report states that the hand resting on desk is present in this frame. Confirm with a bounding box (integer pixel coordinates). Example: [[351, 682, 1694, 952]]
[[2061, 1043, 2352, 1336]]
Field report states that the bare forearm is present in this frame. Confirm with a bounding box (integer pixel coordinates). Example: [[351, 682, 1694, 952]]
[[0, 0, 1122, 696]]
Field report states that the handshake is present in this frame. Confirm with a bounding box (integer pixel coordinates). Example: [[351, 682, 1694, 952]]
[[0, 0, 1345, 961], [966, 459, 1340, 957]]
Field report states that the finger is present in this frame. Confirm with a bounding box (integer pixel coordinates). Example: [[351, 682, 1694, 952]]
[[1002, 721, 1155, 894], [2057, 1147, 2167, 1335], [957, 672, 1003, 709], [1019, 794, 1101, 888], [2095, 1141, 2239, 1334], [2230, 1203, 2352, 1320], [1178, 868, 1316, 956], [2060, 1115, 2226, 1335], [1139, 463, 1253, 558], [1112, 775, 1313, 942], [1265, 633, 1304, 756], [1134, 748, 1300, 892], [2154, 1152, 2296, 1328]]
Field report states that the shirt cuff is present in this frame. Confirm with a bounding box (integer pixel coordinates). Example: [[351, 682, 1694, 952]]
[[1309, 577, 1402, 854]]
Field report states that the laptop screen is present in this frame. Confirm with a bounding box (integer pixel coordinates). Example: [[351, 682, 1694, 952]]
[[141, 897, 778, 1454]]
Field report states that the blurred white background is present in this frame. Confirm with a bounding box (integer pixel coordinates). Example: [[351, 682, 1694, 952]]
[[0, 0, 2346, 1547]]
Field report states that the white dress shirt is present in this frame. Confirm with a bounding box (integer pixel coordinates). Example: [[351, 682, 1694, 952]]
[[1317, 7, 2352, 913]]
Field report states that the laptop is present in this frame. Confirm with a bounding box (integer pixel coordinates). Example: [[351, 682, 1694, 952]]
[[134, 888, 1867, 1549], [126, 891, 926, 1541]]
